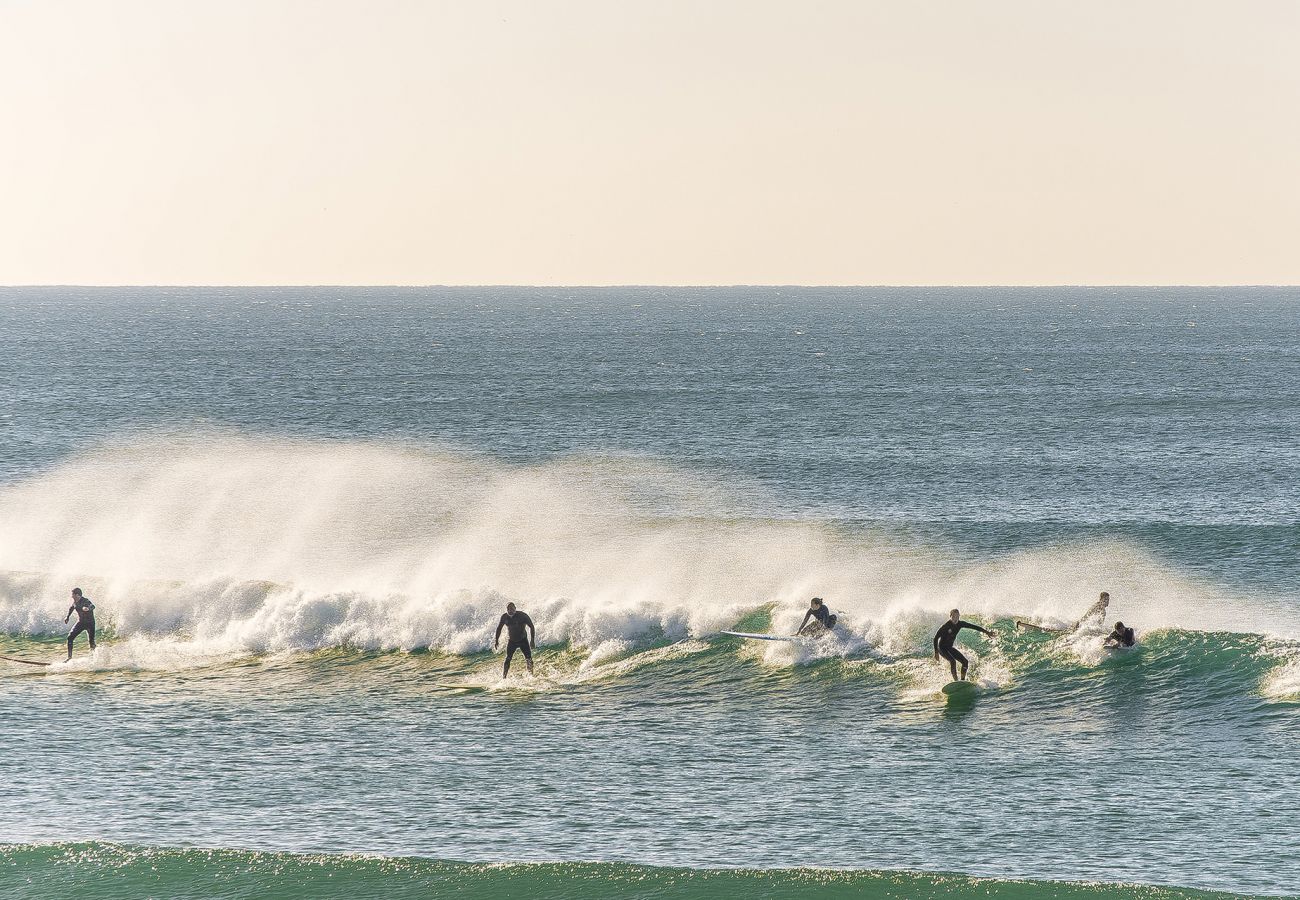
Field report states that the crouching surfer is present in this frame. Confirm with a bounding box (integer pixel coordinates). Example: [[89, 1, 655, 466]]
[[933, 609, 994, 681], [64, 587, 96, 661], [494, 602, 536, 678], [796, 597, 837, 636], [1104, 621, 1136, 648]]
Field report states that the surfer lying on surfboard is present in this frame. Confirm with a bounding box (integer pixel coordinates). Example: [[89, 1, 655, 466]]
[[1104, 621, 1136, 648], [933, 609, 993, 681], [796, 597, 837, 636]]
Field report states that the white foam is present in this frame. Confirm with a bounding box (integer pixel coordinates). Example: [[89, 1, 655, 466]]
[[0, 433, 1290, 671], [1261, 647, 1300, 701]]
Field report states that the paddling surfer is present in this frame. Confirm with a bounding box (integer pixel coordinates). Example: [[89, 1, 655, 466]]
[[1104, 621, 1136, 648], [64, 588, 96, 660], [796, 597, 837, 636], [933, 609, 993, 681], [494, 602, 536, 678]]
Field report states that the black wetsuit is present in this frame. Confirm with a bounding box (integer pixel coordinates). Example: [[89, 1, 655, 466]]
[[933, 619, 991, 679], [1108, 626, 1136, 647], [67, 596, 96, 656], [495, 610, 535, 675], [798, 604, 837, 634]]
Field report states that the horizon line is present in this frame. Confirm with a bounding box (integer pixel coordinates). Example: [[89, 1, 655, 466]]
[[2, 283, 1298, 290]]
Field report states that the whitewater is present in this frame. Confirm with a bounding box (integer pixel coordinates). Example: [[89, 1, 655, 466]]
[[4, 433, 1290, 661], [1, 287, 1297, 897]]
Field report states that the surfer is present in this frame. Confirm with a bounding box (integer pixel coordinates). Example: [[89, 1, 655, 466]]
[[1075, 592, 1110, 630], [1017, 591, 1110, 634], [933, 609, 993, 681], [64, 587, 96, 660], [796, 597, 837, 636], [494, 602, 536, 678], [1104, 620, 1136, 648]]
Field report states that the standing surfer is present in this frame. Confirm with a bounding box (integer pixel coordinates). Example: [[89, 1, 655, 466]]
[[933, 609, 993, 681], [64, 587, 96, 660], [494, 602, 536, 678], [796, 597, 837, 636]]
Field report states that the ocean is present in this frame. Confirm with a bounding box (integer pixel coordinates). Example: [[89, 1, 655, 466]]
[[0, 286, 1296, 898]]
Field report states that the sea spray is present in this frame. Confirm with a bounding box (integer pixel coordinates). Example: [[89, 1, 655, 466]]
[[0, 434, 1286, 663]]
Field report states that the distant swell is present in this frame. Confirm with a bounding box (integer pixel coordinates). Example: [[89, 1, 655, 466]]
[[0, 844, 1253, 900]]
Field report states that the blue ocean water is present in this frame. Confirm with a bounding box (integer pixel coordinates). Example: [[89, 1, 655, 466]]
[[0, 287, 1296, 897]]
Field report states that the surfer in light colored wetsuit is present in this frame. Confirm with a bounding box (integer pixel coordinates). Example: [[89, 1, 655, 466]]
[[796, 597, 837, 636], [64, 588, 96, 660], [933, 609, 993, 681], [1017, 591, 1110, 634], [1074, 592, 1110, 630]]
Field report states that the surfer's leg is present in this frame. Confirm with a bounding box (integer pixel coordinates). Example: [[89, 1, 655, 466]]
[[520, 641, 533, 675], [950, 649, 969, 680], [87, 621, 96, 651], [939, 647, 957, 679], [66, 622, 85, 660], [503, 642, 517, 678]]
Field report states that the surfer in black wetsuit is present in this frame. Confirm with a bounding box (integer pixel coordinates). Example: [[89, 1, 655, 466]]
[[933, 608, 993, 681], [64, 587, 96, 660], [494, 602, 536, 677], [796, 597, 837, 636], [1104, 621, 1136, 648]]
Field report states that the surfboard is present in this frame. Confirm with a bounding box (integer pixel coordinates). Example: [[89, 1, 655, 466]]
[[941, 680, 978, 696], [719, 631, 802, 643], [0, 655, 52, 667], [1016, 621, 1063, 634], [432, 681, 488, 692]]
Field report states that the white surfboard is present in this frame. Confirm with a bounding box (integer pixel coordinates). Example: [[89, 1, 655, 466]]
[[719, 631, 803, 642]]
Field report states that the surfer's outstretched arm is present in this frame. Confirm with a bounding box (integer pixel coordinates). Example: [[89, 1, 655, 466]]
[[796, 610, 815, 635], [960, 621, 993, 638]]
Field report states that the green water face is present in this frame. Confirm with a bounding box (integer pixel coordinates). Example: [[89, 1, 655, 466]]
[[1, 628, 1295, 895], [0, 844, 1260, 900]]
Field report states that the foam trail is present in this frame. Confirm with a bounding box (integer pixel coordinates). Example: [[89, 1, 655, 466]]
[[0, 434, 1290, 669]]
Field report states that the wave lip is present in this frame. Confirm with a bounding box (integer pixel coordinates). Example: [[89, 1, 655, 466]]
[[0, 843, 1261, 900], [3, 433, 1292, 664]]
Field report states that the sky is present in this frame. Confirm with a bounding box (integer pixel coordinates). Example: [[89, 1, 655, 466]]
[[1, 0, 1296, 285]]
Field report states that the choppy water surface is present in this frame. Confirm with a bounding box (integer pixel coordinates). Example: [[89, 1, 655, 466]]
[[0, 287, 1296, 897]]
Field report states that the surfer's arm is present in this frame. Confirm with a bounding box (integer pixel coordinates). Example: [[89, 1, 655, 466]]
[[796, 610, 813, 635], [524, 615, 536, 648], [932, 630, 941, 657], [493, 616, 506, 648], [960, 621, 994, 638], [64, 605, 74, 624]]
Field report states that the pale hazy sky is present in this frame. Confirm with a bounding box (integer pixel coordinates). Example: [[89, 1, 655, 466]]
[[1, 0, 1296, 285]]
